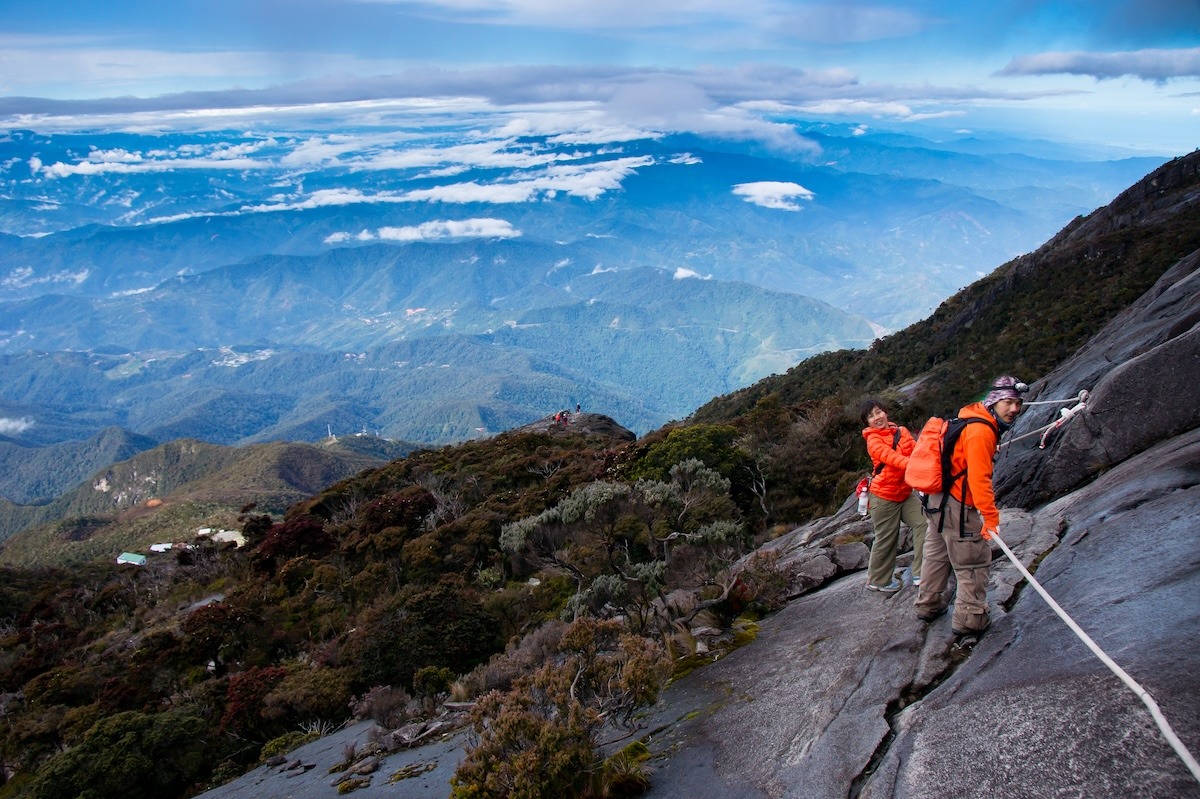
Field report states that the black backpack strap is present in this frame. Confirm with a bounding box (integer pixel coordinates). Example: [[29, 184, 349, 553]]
[[940, 417, 997, 537], [872, 428, 903, 476]]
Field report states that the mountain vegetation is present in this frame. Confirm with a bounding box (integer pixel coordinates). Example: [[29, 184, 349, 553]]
[[0, 150, 1193, 799], [0, 428, 158, 506]]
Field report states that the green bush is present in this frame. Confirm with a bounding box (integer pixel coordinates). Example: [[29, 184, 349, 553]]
[[25, 708, 208, 799], [261, 730, 320, 761]]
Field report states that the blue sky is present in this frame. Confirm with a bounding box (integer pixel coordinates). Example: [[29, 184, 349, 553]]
[[0, 0, 1197, 154]]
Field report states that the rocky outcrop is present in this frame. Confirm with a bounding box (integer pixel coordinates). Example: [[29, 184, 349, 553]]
[[995, 246, 1200, 508], [632, 426, 1200, 799], [511, 412, 637, 441]]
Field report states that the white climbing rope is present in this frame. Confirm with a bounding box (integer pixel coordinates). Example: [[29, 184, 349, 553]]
[[1019, 389, 1090, 407], [998, 389, 1089, 450], [991, 531, 1200, 786]]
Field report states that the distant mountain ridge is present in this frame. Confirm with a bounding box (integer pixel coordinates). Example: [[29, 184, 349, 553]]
[[0, 434, 415, 558], [693, 149, 1200, 425], [0, 426, 157, 505], [0, 125, 1168, 462], [0, 265, 875, 449]]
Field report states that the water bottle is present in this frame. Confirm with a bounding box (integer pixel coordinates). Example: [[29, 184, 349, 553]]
[[856, 478, 870, 515]]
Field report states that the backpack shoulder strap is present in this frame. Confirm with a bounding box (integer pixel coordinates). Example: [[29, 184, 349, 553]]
[[938, 417, 996, 535], [872, 428, 903, 475]]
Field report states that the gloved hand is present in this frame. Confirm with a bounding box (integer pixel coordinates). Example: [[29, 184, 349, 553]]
[[982, 527, 997, 541]]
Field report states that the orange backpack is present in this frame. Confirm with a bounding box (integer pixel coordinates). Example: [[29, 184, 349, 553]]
[[904, 416, 991, 494]]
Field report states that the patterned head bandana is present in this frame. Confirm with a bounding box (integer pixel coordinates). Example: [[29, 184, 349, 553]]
[[983, 375, 1028, 409]]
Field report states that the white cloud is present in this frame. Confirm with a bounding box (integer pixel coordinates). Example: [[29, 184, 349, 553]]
[[600, 76, 820, 153], [532, 155, 654, 199], [244, 188, 386, 212], [369, 218, 521, 241], [403, 182, 539, 203], [674, 267, 711, 280], [418, 165, 471, 178], [39, 154, 261, 178], [999, 48, 1200, 82], [744, 97, 964, 123], [1, 265, 89, 288], [88, 147, 144, 163], [347, 136, 590, 172], [146, 149, 656, 225], [732, 181, 814, 211], [0, 416, 35, 435]]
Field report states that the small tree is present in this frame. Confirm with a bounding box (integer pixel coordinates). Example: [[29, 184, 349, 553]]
[[412, 665, 454, 716], [450, 618, 671, 799]]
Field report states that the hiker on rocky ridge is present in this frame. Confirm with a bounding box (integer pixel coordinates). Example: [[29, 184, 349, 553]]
[[860, 398, 928, 593], [914, 375, 1026, 638]]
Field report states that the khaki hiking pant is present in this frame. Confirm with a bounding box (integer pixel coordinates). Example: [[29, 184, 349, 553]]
[[866, 492, 927, 587], [914, 493, 991, 633]]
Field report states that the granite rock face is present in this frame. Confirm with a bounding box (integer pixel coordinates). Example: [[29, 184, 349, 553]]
[[635, 440, 1200, 799], [862, 430, 1200, 799], [995, 246, 1200, 508], [204, 420, 1199, 799]]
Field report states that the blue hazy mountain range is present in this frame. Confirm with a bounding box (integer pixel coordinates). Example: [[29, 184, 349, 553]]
[[0, 122, 1166, 450]]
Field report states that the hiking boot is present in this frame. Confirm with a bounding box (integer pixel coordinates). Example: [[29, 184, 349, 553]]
[[952, 613, 990, 638], [867, 579, 902, 593], [952, 632, 979, 651]]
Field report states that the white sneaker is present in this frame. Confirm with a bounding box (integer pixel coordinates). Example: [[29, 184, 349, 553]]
[[912, 575, 922, 587]]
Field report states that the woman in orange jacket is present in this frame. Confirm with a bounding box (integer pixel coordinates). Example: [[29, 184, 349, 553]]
[[860, 398, 928, 593]]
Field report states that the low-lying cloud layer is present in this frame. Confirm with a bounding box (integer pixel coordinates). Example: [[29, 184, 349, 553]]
[[326, 218, 520, 242], [0, 417, 35, 435]]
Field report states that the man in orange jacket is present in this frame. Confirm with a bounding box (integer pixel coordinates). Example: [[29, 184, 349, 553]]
[[914, 376, 1026, 638]]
